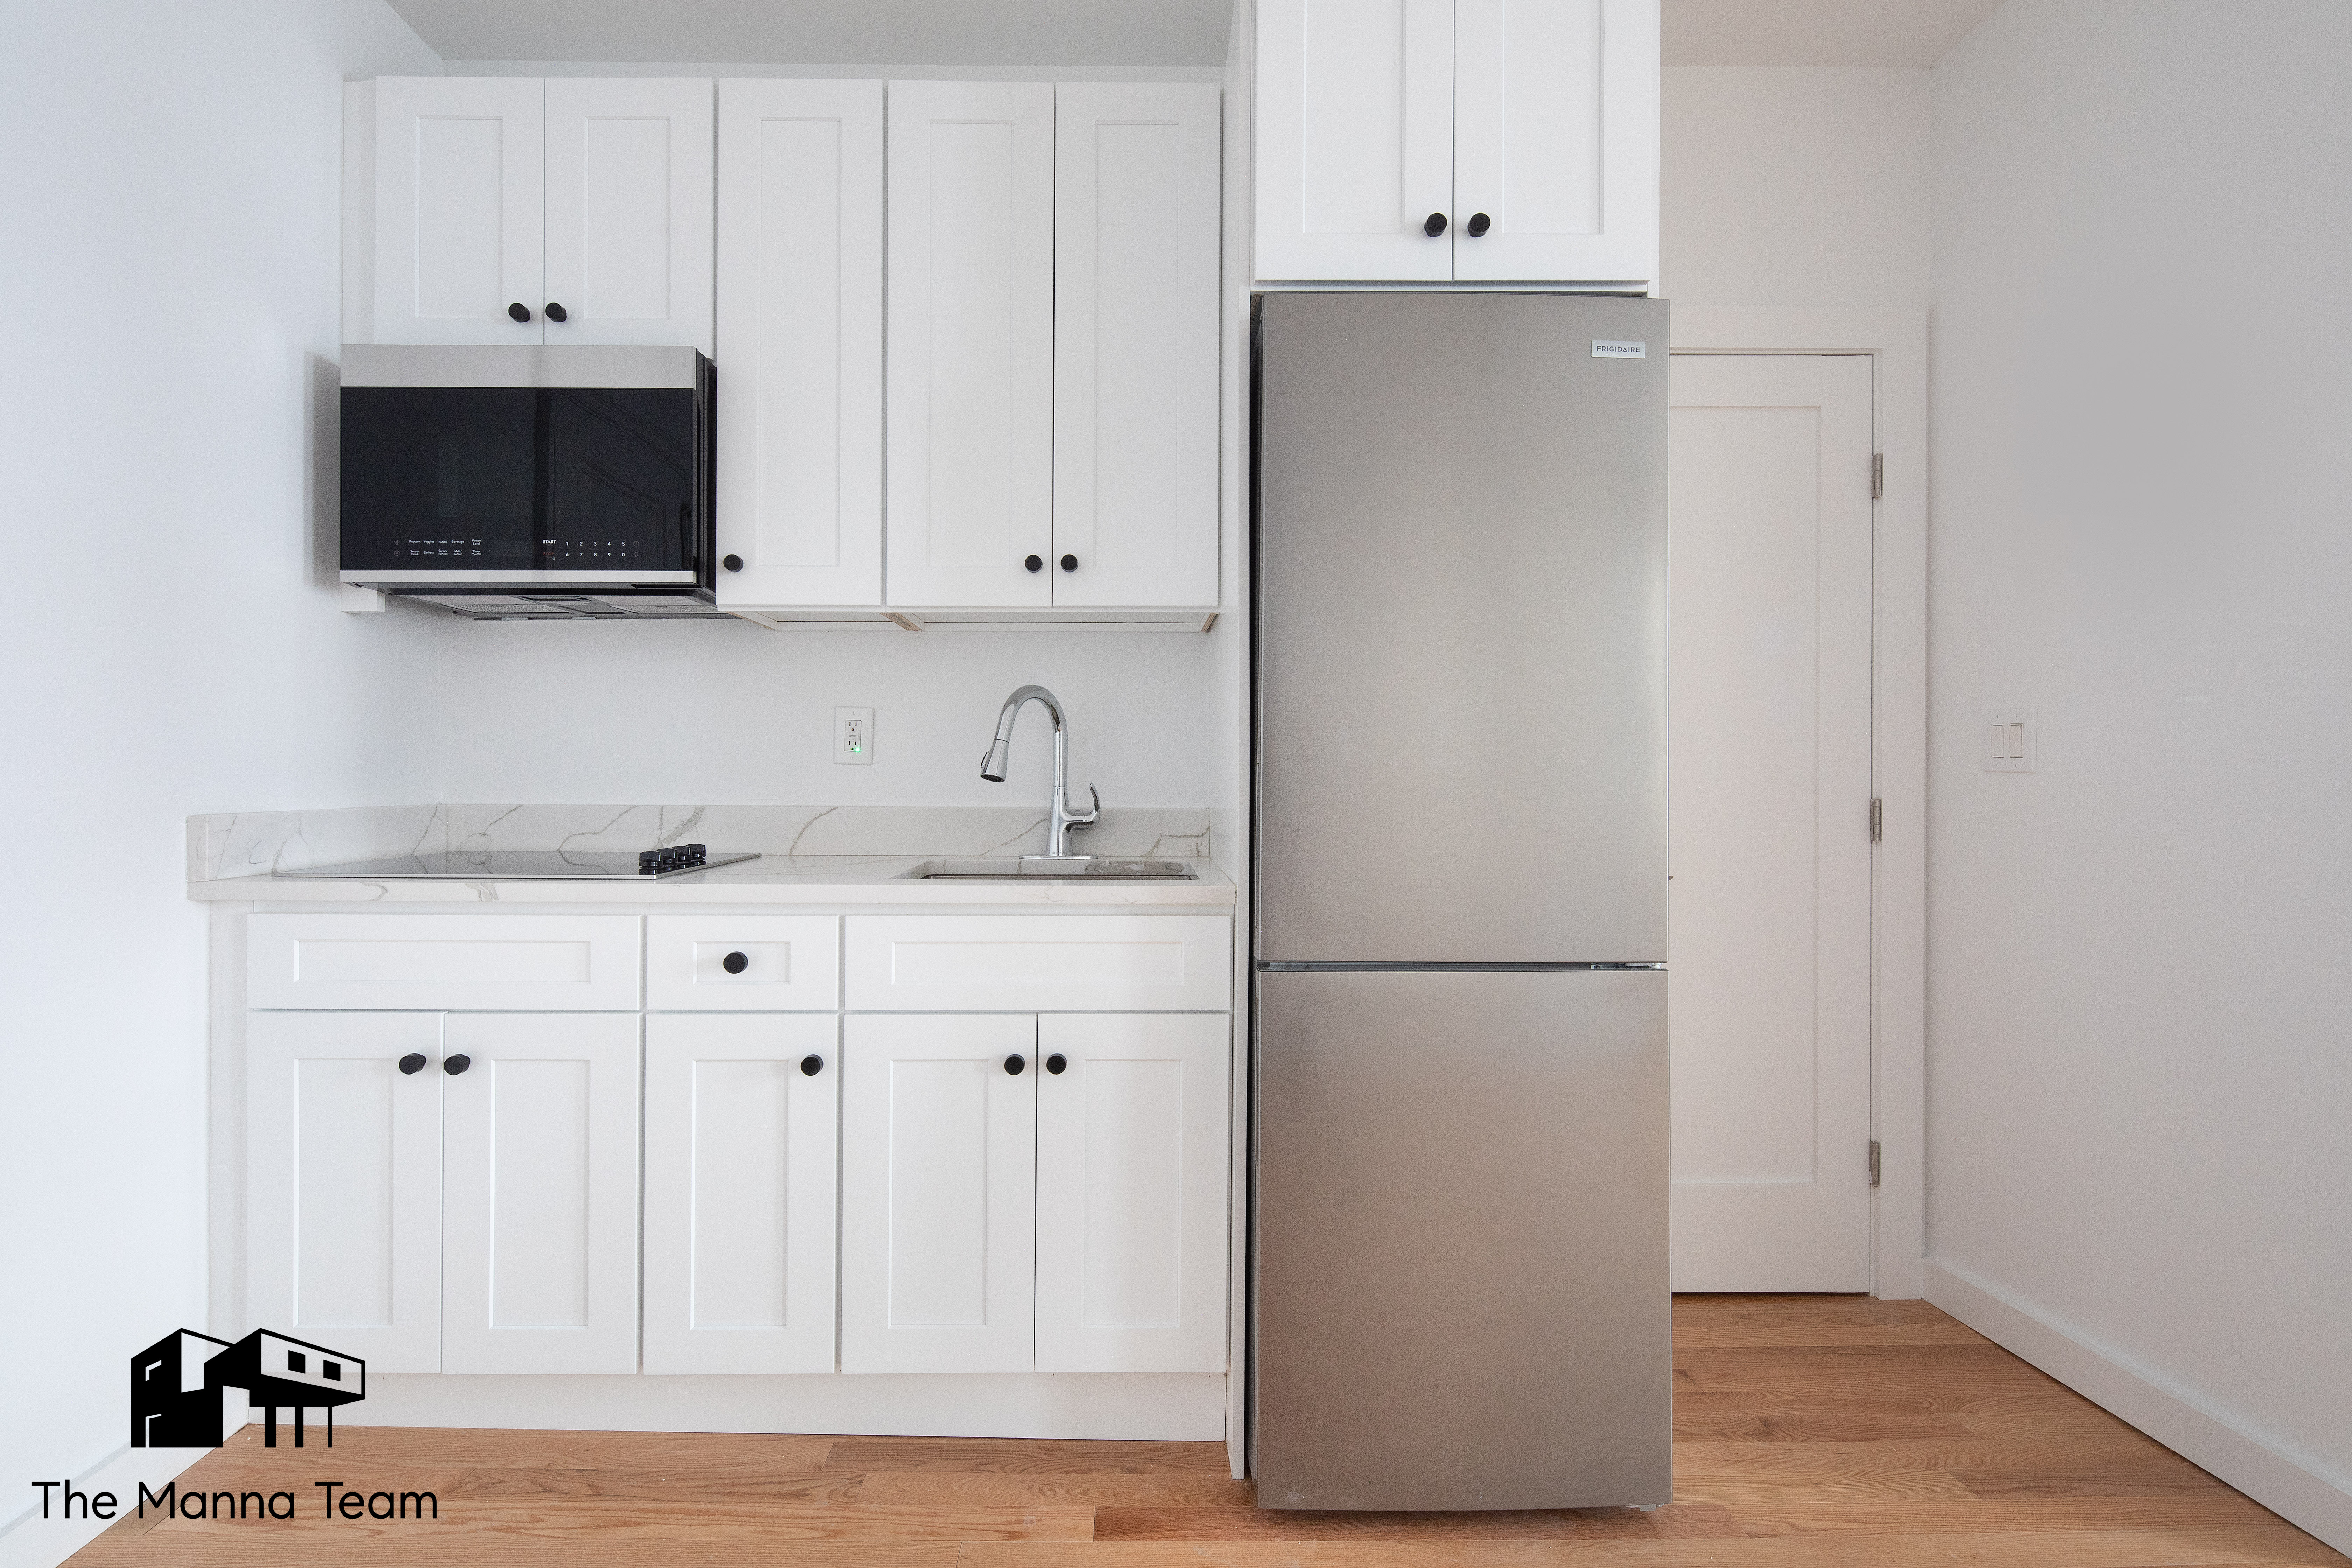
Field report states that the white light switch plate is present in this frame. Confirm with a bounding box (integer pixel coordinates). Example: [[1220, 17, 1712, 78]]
[[834, 706, 874, 766], [1984, 707, 2035, 772]]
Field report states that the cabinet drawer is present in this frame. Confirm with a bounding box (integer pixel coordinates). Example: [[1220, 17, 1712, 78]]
[[247, 915, 642, 1011], [647, 916, 839, 1011], [844, 916, 1230, 1011]]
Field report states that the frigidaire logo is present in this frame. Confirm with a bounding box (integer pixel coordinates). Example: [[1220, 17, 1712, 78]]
[[26, 1326, 437, 1526]]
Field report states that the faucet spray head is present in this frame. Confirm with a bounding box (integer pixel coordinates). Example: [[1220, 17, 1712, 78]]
[[979, 739, 1012, 783]]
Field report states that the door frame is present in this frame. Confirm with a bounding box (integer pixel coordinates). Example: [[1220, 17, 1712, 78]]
[[1669, 307, 1927, 1300]]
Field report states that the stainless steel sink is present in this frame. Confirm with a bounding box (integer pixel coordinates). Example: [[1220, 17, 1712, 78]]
[[896, 857, 1199, 881]]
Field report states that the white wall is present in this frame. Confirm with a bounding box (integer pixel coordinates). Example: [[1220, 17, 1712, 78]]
[[435, 625, 1211, 807], [1662, 66, 1931, 306], [1928, 0, 2352, 1544], [0, 0, 440, 1529]]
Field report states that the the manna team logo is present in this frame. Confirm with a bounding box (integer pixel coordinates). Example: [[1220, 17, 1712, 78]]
[[133, 1327, 365, 1449]]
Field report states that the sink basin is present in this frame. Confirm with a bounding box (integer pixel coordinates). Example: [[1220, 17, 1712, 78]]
[[897, 857, 1200, 881]]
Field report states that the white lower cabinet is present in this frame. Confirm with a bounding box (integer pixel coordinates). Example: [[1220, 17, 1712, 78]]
[[1035, 1014, 1230, 1373], [842, 1013, 1039, 1372], [440, 1013, 642, 1373], [247, 1012, 446, 1372], [643, 1013, 839, 1373]]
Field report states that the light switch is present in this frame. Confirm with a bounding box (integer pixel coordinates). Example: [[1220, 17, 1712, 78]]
[[1984, 707, 2035, 772], [834, 706, 875, 766]]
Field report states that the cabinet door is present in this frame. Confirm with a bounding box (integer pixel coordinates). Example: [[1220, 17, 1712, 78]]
[[441, 1013, 640, 1373], [842, 1014, 1037, 1372], [1451, 0, 1659, 283], [714, 79, 883, 606], [1255, 0, 1454, 282], [1035, 1015, 1230, 1372], [247, 1013, 443, 1372], [375, 77, 545, 345], [644, 1014, 838, 1373], [1052, 84, 1222, 609], [884, 82, 1055, 608], [544, 78, 715, 351]]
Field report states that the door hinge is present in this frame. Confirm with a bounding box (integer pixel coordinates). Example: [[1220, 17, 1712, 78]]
[[1870, 798, 1883, 842], [1871, 453, 1884, 500], [1869, 1141, 1882, 1186]]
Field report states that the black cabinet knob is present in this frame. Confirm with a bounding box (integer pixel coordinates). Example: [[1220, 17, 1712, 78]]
[[1046, 1053, 1067, 1074], [1060, 554, 1078, 572], [398, 1053, 428, 1075], [545, 302, 569, 322], [722, 554, 743, 573], [1024, 555, 1043, 572], [507, 302, 532, 322], [800, 1054, 824, 1076], [1466, 212, 1492, 237], [722, 951, 749, 974], [443, 1054, 471, 1075], [1004, 1053, 1026, 1075], [1424, 211, 1447, 237]]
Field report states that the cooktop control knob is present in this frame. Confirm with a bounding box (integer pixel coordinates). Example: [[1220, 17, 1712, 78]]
[[638, 843, 712, 875]]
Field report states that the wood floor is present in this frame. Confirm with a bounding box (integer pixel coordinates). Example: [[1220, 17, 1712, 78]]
[[72, 1296, 2344, 1567]]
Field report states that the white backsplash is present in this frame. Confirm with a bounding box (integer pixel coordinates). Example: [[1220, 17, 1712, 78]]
[[190, 802, 1210, 881]]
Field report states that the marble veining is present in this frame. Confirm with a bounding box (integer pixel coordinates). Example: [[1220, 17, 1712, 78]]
[[442, 804, 1211, 861], [187, 805, 446, 883]]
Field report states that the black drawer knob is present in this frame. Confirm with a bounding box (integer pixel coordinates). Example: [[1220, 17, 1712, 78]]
[[722, 554, 743, 573], [1424, 211, 1447, 237], [722, 950, 749, 974], [1060, 554, 1078, 572], [1024, 554, 1043, 572], [398, 1052, 428, 1075], [1004, 1053, 1026, 1075], [800, 1054, 824, 1076], [1046, 1053, 1067, 1074], [1466, 212, 1492, 237], [443, 1054, 471, 1075], [507, 302, 532, 322], [545, 302, 569, 322]]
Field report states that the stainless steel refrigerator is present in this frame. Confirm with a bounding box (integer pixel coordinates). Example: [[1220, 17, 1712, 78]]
[[1251, 292, 1671, 1511]]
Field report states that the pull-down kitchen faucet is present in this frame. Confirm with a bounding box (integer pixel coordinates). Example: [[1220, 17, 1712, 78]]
[[980, 685, 1100, 858]]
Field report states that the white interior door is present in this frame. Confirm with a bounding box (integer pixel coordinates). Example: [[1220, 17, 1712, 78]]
[[714, 79, 883, 607], [374, 77, 545, 345], [1451, 0, 1659, 284], [884, 81, 1055, 608], [644, 1013, 838, 1373], [246, 1012, 443, 1371], [1052, 83, 1222, 609], [1668, 352, 1875, 1292], [1035, 1014, 1229, 1373], [841, 1013, 1037, 1372], [543, 78, 714, 350], [1254, 0, 1454, 281], [441, 1012, 640, 1372]]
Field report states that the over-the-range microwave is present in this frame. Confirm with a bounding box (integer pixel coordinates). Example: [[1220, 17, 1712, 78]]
[[339, 344, 722, 620]]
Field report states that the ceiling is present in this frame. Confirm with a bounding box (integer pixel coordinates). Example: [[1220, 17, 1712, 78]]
[[386, 0, 2007, 68]]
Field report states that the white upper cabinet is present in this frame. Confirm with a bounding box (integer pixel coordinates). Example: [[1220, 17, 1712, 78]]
[[543, 78, 714, 351], [714, 80, 884, 607], [884, 82, 1057, 609], [1254, 0, 1658, 286], [1052, 84, 1222, 609], [373, 77, 712, 349], [375, 78, 546, 344], [1254, 0, 1454, 282], [1451, 0, 1658, 282]]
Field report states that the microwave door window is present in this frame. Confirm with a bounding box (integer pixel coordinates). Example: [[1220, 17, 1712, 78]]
[[544, 390, 696, 574], [340, 387, 541, 572]]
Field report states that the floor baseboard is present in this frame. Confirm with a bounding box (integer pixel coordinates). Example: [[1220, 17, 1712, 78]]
[[1924, 1258, 2352, 1556]]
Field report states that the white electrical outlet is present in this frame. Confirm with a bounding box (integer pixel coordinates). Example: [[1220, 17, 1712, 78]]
[[834, 707, 874, 766], [1984, 707, 2035, 772]]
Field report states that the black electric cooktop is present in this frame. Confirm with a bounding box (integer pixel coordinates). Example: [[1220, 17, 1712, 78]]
[[280, 844, 755, 880]]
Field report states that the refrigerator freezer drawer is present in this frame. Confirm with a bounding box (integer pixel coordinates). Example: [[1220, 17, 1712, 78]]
[[1252, 968, 1670, 1509]]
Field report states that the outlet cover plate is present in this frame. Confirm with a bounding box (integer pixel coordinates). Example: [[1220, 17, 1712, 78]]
[[834, 706, 874, 766]]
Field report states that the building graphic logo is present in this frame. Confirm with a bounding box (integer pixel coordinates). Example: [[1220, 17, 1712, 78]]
[[132, 1328, 365, 1449]]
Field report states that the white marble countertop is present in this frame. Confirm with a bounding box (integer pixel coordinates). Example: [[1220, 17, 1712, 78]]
[[188, 853, 1236, 907]]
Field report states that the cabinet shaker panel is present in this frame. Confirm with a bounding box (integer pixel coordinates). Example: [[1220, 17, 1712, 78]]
[[375, 77, 546, 344]]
